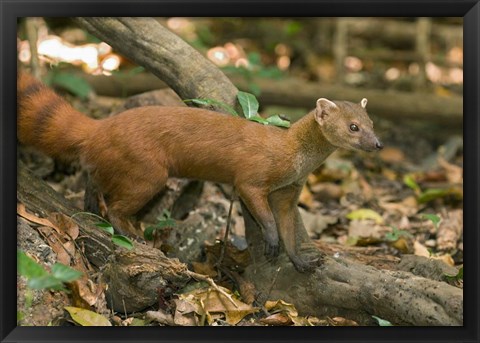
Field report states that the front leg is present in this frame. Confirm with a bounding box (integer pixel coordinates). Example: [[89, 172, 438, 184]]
[[268, 182, 325, 272], [237, 186, 280, 258]]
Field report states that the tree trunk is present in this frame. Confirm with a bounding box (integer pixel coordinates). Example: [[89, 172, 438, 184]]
[[74, 17, 239, 113]]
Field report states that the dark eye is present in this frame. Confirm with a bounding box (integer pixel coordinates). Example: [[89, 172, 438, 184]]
[[349, 124, 359, 132]]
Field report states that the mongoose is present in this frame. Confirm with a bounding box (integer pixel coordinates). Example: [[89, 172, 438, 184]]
[[17, 72, 383, 272]]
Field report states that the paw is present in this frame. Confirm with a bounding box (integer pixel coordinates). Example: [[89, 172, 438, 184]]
[[290, 252, 325, 273], [263, 229, 280, 258], [264, 240, 280, 258]]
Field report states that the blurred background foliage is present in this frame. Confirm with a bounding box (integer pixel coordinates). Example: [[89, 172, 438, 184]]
[[17, 17, 463, 93], [17, 17, 463, 159]]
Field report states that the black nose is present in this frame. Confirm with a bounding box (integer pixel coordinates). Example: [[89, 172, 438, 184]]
[[376, 140, 384, 150]]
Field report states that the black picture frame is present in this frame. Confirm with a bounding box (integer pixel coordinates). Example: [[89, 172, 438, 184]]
[[1, 1, 478, 342]]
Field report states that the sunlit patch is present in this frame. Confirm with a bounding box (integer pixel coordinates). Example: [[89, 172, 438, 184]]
[[385, 67, 400, 81], [344, 56, 363, 72], [426, 62, 441, 83], [18, 33, 121, 74], [449, 68, 463, 84], [447, 46, 463, 65], [277, 55, 290, 70], [101, 54, 121, 72], [207, 47, 230, 67]]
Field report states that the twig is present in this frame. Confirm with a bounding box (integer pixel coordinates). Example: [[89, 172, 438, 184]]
[[217, 189, 236, 267], [266, 267, 282, 300], [185, 270, 238, 308], [24, 18, 41, 79]]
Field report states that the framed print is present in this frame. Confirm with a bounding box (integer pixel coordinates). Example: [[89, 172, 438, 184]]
[[1, 1, 479, 342]]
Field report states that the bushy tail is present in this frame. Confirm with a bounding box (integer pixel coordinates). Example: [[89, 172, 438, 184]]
[[17, 72, 98, 160]]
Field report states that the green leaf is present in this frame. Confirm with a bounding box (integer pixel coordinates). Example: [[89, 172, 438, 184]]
[[384, 226, 413, 242], [457, 266, 463, 280], [285, 21, 303, 36], [130, 318, 147, 326], [403, 174, 420, 192], [265, 115, 290, 128], [372, 315, 393, 326], [257, 67, 284, 80], [158, 219, 176, 229], [17, 250, 48, 279], [144, 226, 157, 241], [445, 266, 463, 281], [346, 209, 384, 224], [248, 116, 269, 125], [421, 213, 441, 230], [95, 222, 114, 235], [247, 52, 262, 66], [127, 66, 145, 77], [50, 73, 93, 100], [51, 263, 82, 283], [65, 306, 112, 326], [144, 212, 176, 240], [418, 188, 451, 203], [27, 275, 65, 291], [17, 311, 25, 323], [237, 91, 259, 119], [112, 235, 134, 250], [183, 98, 238, 116]]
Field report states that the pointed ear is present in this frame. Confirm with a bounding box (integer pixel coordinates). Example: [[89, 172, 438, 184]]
[[315, 98, 337, 125], [360, 98, 368, 108]]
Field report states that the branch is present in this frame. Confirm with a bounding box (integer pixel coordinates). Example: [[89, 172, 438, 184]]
[[74, 17, 239, 113]]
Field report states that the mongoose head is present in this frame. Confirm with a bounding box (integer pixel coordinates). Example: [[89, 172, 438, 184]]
[[314, 98, 383, 152]]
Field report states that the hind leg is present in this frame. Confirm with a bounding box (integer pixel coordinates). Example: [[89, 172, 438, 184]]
[[104, 170, 169, 238]]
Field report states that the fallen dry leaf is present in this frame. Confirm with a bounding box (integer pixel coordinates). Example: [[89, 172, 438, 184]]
[[391, 236, 412, 253], [17, 203, 59, 230], [438, 157, 463, 184], [70, 277, 105, 308], [37, 226, 72, 265], [260, 313, 293, 326], [299, 207, 338, 236], [346, 209, 384, 224], [381, 168, 397, 181], [378, 196, 419, 217], [310, 182, 344, 200], [49, 212, 79, 240], [347, 220, 386, 246], [436, 254, 455, 266], [229, 271, 256, 305], [191, 261, 218, 278], [436, 209, 463, 251], [173, 297, 200, 326], [264, 299, 316, 326], [64, 306, 111, 326], [299, 185, 314, 208], [328, 316, 359, 326], [358, 175, 373, 201], [379, 147, 405, 163], [414, 240, 431, 258], [178, 286, 259, 325], [146, 310, 175, 326]]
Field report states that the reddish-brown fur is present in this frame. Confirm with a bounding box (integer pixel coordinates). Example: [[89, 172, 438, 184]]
[[18, 72, 382, 272]]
